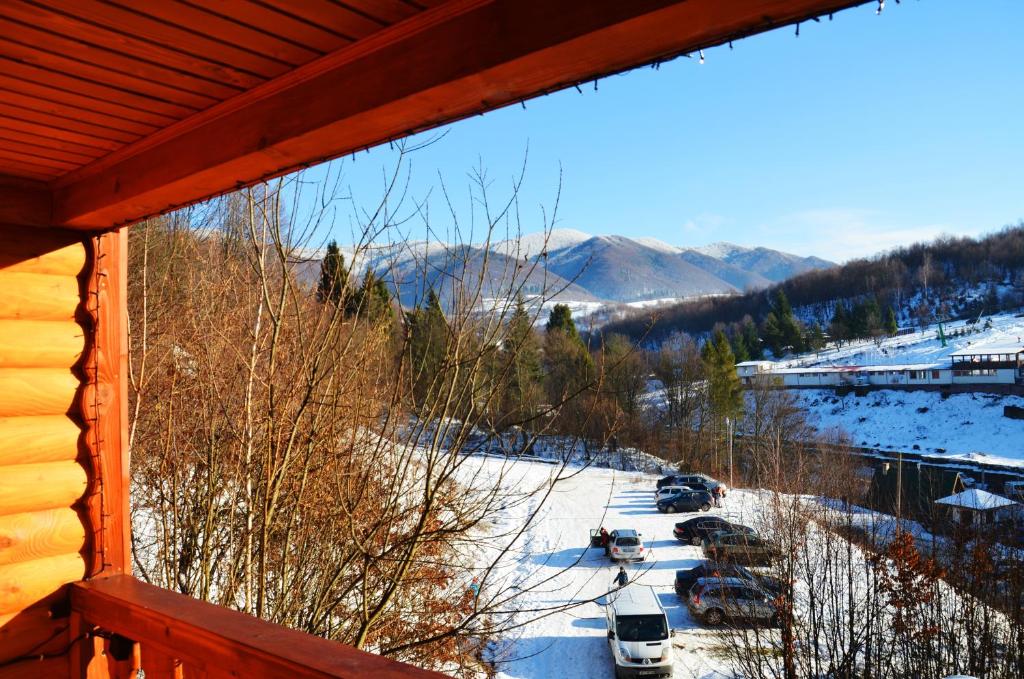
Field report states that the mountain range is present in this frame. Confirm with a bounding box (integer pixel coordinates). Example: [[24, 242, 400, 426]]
[[324, 229, 833, 309]]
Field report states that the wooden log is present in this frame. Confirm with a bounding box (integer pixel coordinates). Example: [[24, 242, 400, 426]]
[[0, 369, 80, 418], [140, 645, 184, 679], [0, 272, 80, 322], [0, 552, 85, 616], [0, 228, 83, 275], [0, 416, 80, 466], [0, 508, 86, 566], [0, 462, 87, 517], [0, 594, 68, 664], [0, 321, 83, 369]]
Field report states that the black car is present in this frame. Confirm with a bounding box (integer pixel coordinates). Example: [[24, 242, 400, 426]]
[[656, 474, 682, 490], [656, 490, 713, 514], [673, 517, 754, 546], [674, 563, 788, 598]]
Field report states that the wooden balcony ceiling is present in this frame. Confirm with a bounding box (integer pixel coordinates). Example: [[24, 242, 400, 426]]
[[0, 0, 870, 229]]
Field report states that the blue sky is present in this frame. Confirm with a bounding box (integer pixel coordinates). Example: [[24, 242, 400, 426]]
[[296, 1, 1023, 263]]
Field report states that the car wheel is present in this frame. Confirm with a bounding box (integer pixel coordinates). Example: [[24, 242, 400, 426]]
[[700, 503, 712, 512], [666, 505, 677, 514], [690, 535, 702, 546], [704, 608, 725, 626]]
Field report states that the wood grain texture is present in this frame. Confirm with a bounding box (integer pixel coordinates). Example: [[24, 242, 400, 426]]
[[0, 272, 80, 322], [50, 0, 870, 228], [0, 552, 84, 616], [0, 227, 84, 275], [0, 508, 86, 566], [0, 415, 81, 465], [0, 369, 80, 417], [0, 179, 50, 229], [0, 320, 83, 368], [0, 594, 68, 664], [0, 462, 87, 516], [71, 575, 448, 679], [0, 657, 68, 679]]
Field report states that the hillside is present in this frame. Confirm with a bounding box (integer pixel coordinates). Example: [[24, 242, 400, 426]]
[[603, 224, 1024, 345]]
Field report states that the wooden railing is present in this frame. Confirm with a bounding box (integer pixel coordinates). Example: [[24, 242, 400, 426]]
[[68, 575, 448, 679]]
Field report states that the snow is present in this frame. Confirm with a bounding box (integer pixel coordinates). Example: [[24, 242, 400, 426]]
[[691, 242, 749, 260], [633, 237, 685, 254], [492, 229, 594, 257], [935, 488, 1019, 510], [792, 388, 1024, 466], [474, 457, 757, 679]]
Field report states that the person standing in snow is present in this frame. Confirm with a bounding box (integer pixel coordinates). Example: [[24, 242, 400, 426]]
[[614, 566, 628, 588], [600, 527, 610, 556], [711, 485, 722, 508]]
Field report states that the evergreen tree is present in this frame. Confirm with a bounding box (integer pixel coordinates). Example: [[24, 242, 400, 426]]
[[546, 303, 579, 339], [740, 316, 763, 360], [348, 269, 394, 322], [703, 330, 743, 423], [761, 312, 784, 357], [830, 302, 850, 343], [885, 306, 899, 335], [807, 322, 826, 351], [407, 289, 448, 406], [317, 240, 348, 305], [730, 331, 750, 363], [544, 304, 594, 405], [503, 297, 544, 423]]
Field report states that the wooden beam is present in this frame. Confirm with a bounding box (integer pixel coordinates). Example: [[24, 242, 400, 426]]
[[52, 0, 870, 228], [0, 175, 51, 228], [70, 575, 448, 679]]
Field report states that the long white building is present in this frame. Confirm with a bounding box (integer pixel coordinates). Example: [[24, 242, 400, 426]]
[[737, 340, 1024, 391]]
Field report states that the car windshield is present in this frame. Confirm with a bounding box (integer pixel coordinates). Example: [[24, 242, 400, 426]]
[[616, 614, 668, 642], [616, 537, 640, 547]]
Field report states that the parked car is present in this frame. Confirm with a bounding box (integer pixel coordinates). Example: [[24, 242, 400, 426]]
[[672, 517, 754, 546], [605, 585, 673, 678], [657, 473, 725, 493], [655, 485, 701, 502], [608, 529, 646, 561], [674, 562, 787, 598], [656, 490, 713, 514], [686, 576, 781, 626], [702, 532, 776, 566], [656, 474, 682, 490]]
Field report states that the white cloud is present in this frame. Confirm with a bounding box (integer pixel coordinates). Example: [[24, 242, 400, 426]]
[[752, 208, 981, 262]]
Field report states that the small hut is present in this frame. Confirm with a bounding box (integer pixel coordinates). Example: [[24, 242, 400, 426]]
[[934, 488, 1019, 527]]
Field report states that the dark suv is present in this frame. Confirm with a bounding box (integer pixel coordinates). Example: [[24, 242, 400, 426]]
[[673, 517, 754, 546], [674, 562, 786, 597], [656, 490, 713, 514], [702, 532, 776, 566]]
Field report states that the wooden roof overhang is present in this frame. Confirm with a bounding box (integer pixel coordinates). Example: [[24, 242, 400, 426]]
[[0, 0, 873, 231]]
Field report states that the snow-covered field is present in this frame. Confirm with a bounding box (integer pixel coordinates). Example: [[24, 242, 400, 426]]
[[477, 458, 762, 679]]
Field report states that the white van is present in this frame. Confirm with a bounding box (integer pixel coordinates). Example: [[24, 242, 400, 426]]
[[605, 584, 673, 678]]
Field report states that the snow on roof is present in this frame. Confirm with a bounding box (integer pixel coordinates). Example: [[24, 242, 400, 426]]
[[950, 341, 1024, 357], [736, 360, 774, 367], [934, 488, 1019, 511], [770, 363, 945, 374]]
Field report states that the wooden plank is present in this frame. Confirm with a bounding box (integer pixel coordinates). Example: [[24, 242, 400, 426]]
[[79, 229, 130, 577], [0, 227, 84, 275], [0, 370, 80, 418], [0, 73, 179, 130], [0, 1, 264, 90], [0, 657, 68, 679], [0, 462, 87, 517], [0, 126, 107, 161], [0, 102, 145, 146], [0, 117, 123, 154], [0, 57, 196, 121], [0, 157, 59, 182], [0, 133, 99, 166], [0, 320, 83, 369], [256, 0, 388, 39], [0, 594, 68, 664], [0, 177, 51, 228], [52, 0, 312, 73], [0, 38, 218, 111], [70, 575, 448, 679], [0, 272, 81, 322], [0, 553, 84, 616], [323, 0, 419, 24], [0, 147, 79, 173], [0, 88, 158, 140], [51, 0, 872, 228], [139, 645, 184, 679], [0, 508, 85, 566], [0, 16, 244, 102], [185, 0, 348, 51], [0, 416, 82, 465]]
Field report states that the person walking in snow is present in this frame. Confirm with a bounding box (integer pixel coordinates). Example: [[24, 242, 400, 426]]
[[614, 566, 628, 588], [711, 485, 722, 508]]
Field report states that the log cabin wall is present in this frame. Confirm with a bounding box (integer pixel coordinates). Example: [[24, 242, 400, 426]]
[[0, 225, 128, 678]]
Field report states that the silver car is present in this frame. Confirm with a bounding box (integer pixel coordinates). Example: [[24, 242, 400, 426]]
[[608, 529, 646, 562], [686, 576, 780, 626]]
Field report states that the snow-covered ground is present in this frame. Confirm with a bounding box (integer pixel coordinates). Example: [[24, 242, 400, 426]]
[[476, 458, 761, 679]]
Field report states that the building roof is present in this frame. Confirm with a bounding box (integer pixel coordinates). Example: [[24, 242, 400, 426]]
[[736, 360, 775, 367], [950, 341, 1024, 357], [935, 488, 1019, 511], [769, 362, 945, 374]]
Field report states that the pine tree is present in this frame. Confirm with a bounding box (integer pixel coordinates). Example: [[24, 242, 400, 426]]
[[544, 304, 594, 404], [407, 289, 448, 406], [317, 240, 348, 305], [740, 316, 763, 360], [503, 296, 543, 423], [761, 312, 784, 357], [703, 330, 742, 422], [546, 303, 579, 340], [808, 322, 826, 351], [830, 302, 850, 343], [885, 306, 899, 335]]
